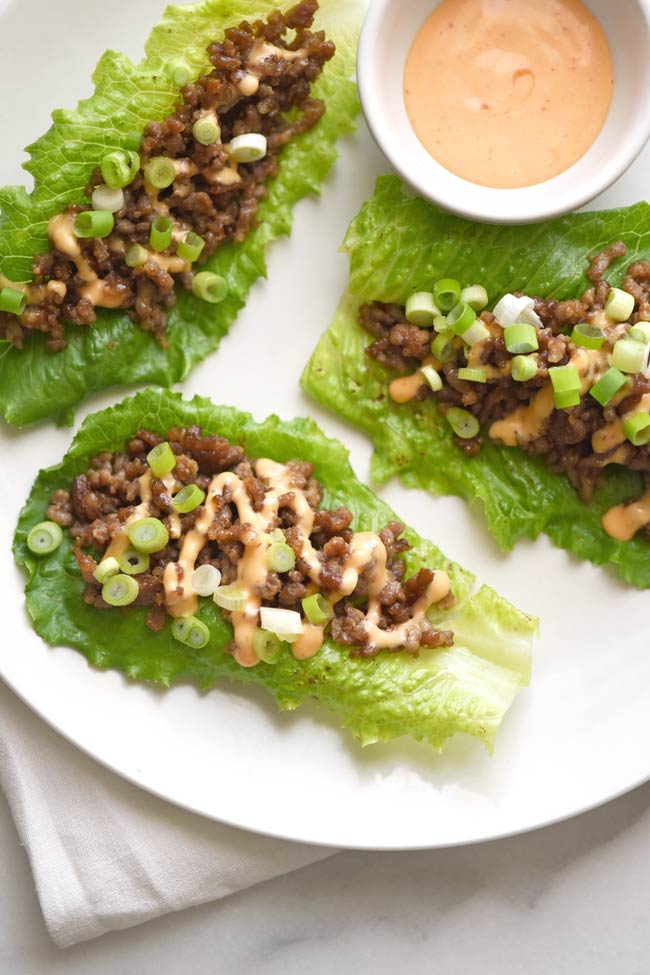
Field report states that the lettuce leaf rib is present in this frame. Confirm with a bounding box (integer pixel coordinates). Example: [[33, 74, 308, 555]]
[[13, 389, 536, 751], [0, 0, 361, 426], [301, 176, 650, 587]]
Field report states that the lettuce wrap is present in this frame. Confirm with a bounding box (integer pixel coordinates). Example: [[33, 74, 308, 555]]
[[302, 175, 650, 588], [13, 388, 535, 751], [0, 0, 359, 427]]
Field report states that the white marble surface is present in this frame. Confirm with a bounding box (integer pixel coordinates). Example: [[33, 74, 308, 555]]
[[2, 766, 650, 972]]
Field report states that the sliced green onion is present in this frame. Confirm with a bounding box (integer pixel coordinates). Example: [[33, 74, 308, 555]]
[[150, 216, 173, 252], [629, 321, 650, 343], [460, 320, 489, 346], [457, 367, 487, 383], [511, 355, 537, 382], [612, 337, 646, 374], [27, 521, 62, 555], [421, 364, 442, 392], [193, 114, 221, 146], [302, 593, 333, 626], [268, 528, 286, 544], [213, 584, 247, 612], [91, 185, 124, 213], [191, 564, 222, 597], [570, 322, 606, 350], [554, 389, 580, 410], [126, 517, 169, 554], [177, 231, 205, 264], [589, 367, 627, 407], [172, 484, 205, 513], [461, 284, 488, 311], [433, 315, 448, 333], [548, 364, 580, 392], [431, 330, 456, 363], [623, 413, 650, 446], [228, 133, 267, 163], [266, 542, 296, 573], [147, 441, 176, 477], [433, 278, 462, 312], [73, 210, 114, 239], [171, 616, 210, 649], [102, 574, 139, 607], [446, 407, 480, 439], [125, 244, 148, 268], [259, 606, 302, 639], [118, 547, 150, 575], [405, 292, 439, 327], [605, 287, 635, 323], [0, 286, 26, 316], [504, 323, 539, 354], [169, 58, 192, 86], [100, 149, 139, 189], [192, 272, 228, 303], [123, 131, 142, 151], [144, 157, 176, 189], [93, 556, 120, 584], [447, 301, 476, 336], [252, 628, 284, 664]]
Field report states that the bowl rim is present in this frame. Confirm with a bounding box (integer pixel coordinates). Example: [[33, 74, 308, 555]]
[[357, 0, 650, 225]]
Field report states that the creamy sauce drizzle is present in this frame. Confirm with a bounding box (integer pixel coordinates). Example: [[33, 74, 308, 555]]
[[159, 459, 450, 668], [47, 213, 127, 309], [489, 385, 554, 447], [404, 0, 614, 188], [603, 491, 650, 541], [101, 471, 153, 563], [389, 356, 439, 403]]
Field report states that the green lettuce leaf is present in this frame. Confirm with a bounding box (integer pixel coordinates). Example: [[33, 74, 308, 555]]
[[13, 388, 535, 751], [0, 0, 360, 427], [302, 175, 650, 588]]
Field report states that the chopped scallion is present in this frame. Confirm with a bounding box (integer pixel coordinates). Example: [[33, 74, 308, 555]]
[[193, 114, 221, 146], [118, 547, 150, 575], [229, 133, 267, 163], [252, 628, 284, 664], [433, 315, 448, 333], [548, 364, 580, 392], [431, 330, 456, 363], [150, 216, 173, 252], [447, 301, 476, 336], [144, 157, 176, 189], [169, 58, 192, 86], [192, 272, 228, 304], [612, 337, 646, 374], [504, 323, 539, 354], [126, 517, 169, 554], [605, 287, 635, 323], [191, 564, 222, 597], [570, 322, 606, 350], [461, 284, 488, 311], [421, 364, 442, 392], [0, 286, 26, 316], [445, 407, 480, 439], [433, 278, 461, 312], [147, 441, 176, 477], [27, 521, 62, 556], [589, 367, 627, 407], [171, 616, 210, 649], [623, 413, 650, 446], [100, 149, 139, 189], [73, 210, 114, 239], [125, 244, 148, 268], [102, 574, 139, 607], [259, 606, 302, 639], [93, 556, 120, 585], [177, 231, 205, 264], [266, 542, 296, 573], [511, 355, 537, 382], [172, 484, 205, 513], [213, 584, 247, 612], [91, 185, 125, 213], [405, 292, 439, 327], [459, 320, 489, 346], [457, 367, 486, 383], [554, 388, 580, 410], [301, 593, 333, 626], [629, 321, 650, 344]]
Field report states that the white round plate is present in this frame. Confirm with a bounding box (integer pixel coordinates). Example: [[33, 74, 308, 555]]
[[1, 0, 649, 850]]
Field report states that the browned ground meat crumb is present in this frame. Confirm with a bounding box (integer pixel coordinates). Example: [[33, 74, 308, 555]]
[[51, 426, 454, 657], [1, 1, 334, 351], [361, 244, 650, 509]]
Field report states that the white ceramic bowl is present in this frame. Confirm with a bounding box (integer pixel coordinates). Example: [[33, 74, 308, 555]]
[[357, 0, 650, 224]]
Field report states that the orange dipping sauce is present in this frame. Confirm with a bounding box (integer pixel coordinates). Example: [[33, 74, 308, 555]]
[[404, 0, 614, 189]]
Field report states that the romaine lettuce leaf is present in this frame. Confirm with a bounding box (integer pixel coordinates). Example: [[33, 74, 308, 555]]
[[13, 389, 536, 751], [301, 176, 650, 587], [0, 0, 360, 427]]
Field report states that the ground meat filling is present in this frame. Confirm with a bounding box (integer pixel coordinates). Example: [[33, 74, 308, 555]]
[[47, 426, 454, 657], [361, 244, 650, 516], [1, 1, 334, 352]]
